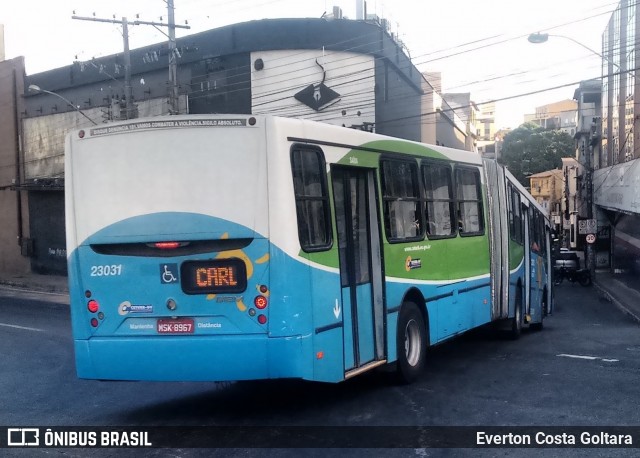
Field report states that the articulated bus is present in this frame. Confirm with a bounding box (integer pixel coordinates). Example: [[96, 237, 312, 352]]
[[65, 115, 552, 383]]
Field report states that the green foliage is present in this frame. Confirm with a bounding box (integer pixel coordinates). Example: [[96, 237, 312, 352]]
[[498, 123, 575, 186]]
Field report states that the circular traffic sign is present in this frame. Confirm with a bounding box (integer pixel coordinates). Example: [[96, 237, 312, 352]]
[[586, 233, 596, 244]]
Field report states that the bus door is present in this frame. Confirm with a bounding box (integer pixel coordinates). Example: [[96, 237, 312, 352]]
[[331, 166, 385, 375]]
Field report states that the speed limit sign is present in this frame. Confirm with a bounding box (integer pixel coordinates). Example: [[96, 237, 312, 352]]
[[586, 233, 596, 244]]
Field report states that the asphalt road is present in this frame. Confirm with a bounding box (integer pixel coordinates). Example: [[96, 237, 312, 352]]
[[1, 283, 639, 457]]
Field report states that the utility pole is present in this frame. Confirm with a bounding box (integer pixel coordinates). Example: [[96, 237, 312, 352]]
[[168, 0, 179, 114], [122, 19, 134, 120], [72, 15, 136, 119], [130, 3, 190, 114], [585, 120, 600, 277], [73, 3, 189, 117], [583, 141, 594, 275]]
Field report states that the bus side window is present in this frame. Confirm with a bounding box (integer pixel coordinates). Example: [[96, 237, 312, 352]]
[[511, 188, 523, 245], [291, 147, 332, 252], [507, 183, 515, 239], [422, 162, 455, 238], [381, 159, 424, 242], [455, 167, 484, 236]]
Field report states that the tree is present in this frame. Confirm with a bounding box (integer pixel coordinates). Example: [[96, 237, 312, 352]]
[[498, 123, 575, 186]]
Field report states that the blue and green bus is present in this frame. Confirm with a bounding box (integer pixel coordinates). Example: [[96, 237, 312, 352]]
[[65, 115, 552, 383]]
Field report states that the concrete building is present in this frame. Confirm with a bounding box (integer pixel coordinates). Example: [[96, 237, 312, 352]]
[[0, 56, 30, 276], [475, 102, 497, 156], [592, 0, 640, 275], [528, 169, 564, 233], [0, 17, 477, 276], [525, 99, 578, 136], [573, 79, 605, 267], [601, 0, 640, 166], [442, 92, 481, 152], [421, 73, 469, 150], [561, 157, 583, 249]]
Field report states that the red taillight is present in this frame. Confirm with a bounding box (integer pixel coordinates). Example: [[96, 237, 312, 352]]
[[90, 318, 99, 327], [259, 284, 268, 294], [154, 242, 181, 250], [258, 314, 267, 325], [254, 295, 268, 309], [87, 300, 100, 313]]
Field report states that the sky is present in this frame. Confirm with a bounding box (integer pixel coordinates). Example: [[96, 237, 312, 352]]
[[1, 0, 616, 129]]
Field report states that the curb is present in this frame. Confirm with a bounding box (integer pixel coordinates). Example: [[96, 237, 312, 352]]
[[0, 279, 69, 295], [593, 280, 640, 324]]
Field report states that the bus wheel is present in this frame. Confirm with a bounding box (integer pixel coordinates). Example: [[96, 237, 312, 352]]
[[396, 302, 427, 384], [507, 288, 523, 340]]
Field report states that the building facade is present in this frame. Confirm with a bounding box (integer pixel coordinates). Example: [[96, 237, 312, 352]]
[[528, 169, 564, 233], [442, 92, 481, 152], [573, 79, 607, 268], [421, 73, 469, 150], [475, 102, 497, 156], [594, 0, 640, 274], [561, 157, 583, 249], [601, 0, 640, 166], [0, 56, 30, 276], [525, 99, 578, 136]]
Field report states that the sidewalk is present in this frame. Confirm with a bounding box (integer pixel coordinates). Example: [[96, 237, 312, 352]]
[[593, 270, 640, 324], [0, 272, 69, 295]]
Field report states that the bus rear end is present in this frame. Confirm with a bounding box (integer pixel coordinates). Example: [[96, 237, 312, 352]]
[[65, 116, 300, 381]]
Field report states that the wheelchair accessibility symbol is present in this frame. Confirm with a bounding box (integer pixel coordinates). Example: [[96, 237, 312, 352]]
[[160, 264, 179, 284]]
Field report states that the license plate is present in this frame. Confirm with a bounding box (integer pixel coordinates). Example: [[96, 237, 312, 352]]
[[157, 318, 195, 334]]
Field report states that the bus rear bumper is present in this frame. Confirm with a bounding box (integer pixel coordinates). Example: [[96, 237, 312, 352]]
[[74, 334, 307, 382]]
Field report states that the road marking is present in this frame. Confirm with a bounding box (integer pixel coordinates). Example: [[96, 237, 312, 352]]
[[557, 354, 619, 362], [0, 322, 44, 332]]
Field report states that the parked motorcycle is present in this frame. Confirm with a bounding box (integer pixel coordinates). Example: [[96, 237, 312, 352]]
[[553, 266, 592, 286]]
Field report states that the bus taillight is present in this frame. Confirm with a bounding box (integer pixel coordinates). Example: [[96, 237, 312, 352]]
[[87, 300, 100, 313], [154, 242, 182, 250], [257, 314, 267, 325], [254, 295, 268, 309]]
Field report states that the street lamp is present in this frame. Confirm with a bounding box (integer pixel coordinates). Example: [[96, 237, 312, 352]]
[[528, 32, 630, 76], [27, 84, 97, 126]]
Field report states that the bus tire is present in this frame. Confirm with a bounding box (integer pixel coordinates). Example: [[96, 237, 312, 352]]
[[507, 287, 523, 340], [395, 302, 427, 384]]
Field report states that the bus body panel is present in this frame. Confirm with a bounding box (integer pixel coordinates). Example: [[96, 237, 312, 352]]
[[73, 334, 305, 382], [65, 115, 551, 383]]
